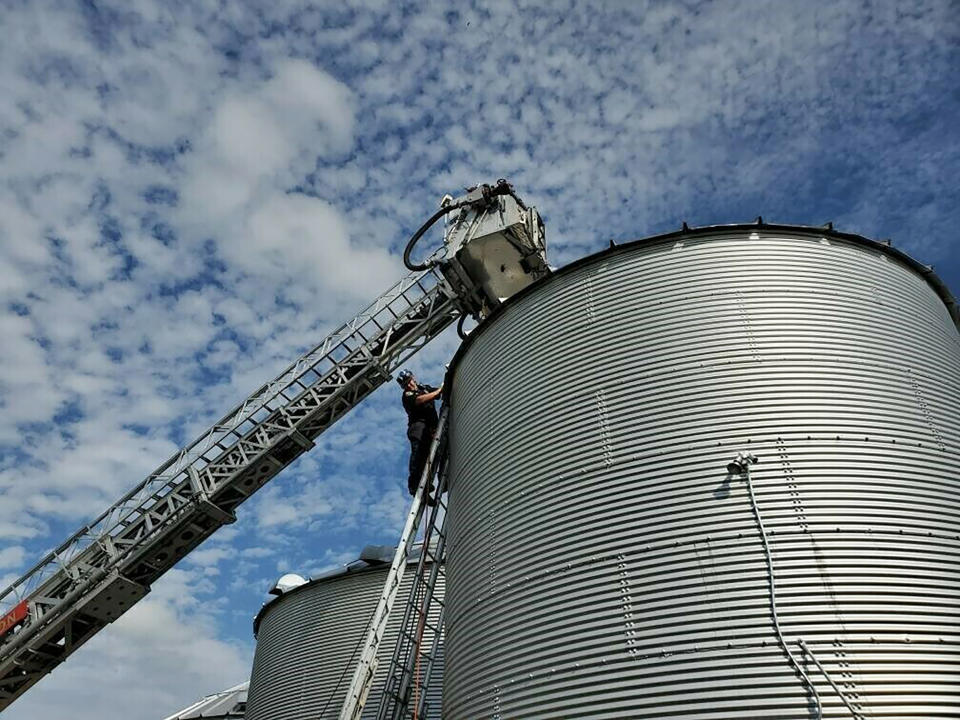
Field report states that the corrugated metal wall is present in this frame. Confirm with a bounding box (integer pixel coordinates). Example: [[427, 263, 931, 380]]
[[246, 564, 444, 720], [445, 228, 960, 719]]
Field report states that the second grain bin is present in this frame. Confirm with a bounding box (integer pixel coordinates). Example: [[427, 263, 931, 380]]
[[443, 224, 960, 719], [246, 546, 444, 720]]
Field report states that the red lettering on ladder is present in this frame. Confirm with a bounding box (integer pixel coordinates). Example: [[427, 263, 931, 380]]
[[0, 601, 28, 639]]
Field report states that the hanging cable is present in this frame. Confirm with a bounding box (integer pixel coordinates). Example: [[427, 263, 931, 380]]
[[730, 453, 865, 720], [731, 454, 823, 719], [799, 639, 864, 719]]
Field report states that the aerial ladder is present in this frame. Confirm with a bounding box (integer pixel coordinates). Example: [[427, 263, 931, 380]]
[[329, 404, 451, 720], [373, 454, 450, 720], [0, 180, 548, 711]]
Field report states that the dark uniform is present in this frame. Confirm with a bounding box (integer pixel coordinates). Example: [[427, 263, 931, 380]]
[[402, 384, 439, 495]]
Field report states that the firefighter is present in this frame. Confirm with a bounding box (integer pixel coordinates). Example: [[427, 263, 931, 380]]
[[397, 369, 442, 498]]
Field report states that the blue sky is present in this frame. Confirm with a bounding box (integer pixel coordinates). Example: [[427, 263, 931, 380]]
[[0, 1, 957, 717]]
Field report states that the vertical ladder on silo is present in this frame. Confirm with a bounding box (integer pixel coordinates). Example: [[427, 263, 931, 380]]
[[375, 464, 449, 720], [338, 409, 448, 720]]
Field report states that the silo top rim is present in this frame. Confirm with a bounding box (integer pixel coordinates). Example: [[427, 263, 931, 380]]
[[252, 542, 438, 637], [444, 221, 958, 389]]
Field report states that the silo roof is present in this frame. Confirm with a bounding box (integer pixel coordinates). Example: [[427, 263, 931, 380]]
[[252, 543, 434, 636], [161, 681, 248, 720], [444, 221, 959, 389]]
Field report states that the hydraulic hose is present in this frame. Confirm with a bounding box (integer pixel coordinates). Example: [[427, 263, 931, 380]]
[[403, 179, 521, 271], [456, 314, 470, 340], [402, 202, 466, 271]]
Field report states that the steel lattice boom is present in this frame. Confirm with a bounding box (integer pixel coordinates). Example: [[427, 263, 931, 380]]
[[0, 181, 547, 711], [0, 264, 457, 709]]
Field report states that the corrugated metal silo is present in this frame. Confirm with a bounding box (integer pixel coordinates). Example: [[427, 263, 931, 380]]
[[246, 551, 444, 720], [444, 225, 960, 718]]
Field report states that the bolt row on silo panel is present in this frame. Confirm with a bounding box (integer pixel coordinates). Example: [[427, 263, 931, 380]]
[[443, 226, 960, 719], [246, 561, 444, 720]]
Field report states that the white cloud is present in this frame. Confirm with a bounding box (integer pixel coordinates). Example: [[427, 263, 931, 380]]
[[248, 194, 396, 297], [240, 547, 274, 559], [187, 546, 233, 568], [178, 59, 352, 219], [0, 314, 62, 430], [0, 546, 26, 570], [175, 58, 396, 307]]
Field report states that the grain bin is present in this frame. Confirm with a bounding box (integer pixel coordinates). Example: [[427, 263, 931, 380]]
[[246, 546, 444, 720], [443, 224, 960, 719]]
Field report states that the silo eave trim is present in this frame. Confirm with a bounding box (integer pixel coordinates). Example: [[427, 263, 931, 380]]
[[251, 543, 438, 637], [443, 221, 959, 396], [252, 560, 383, 636]]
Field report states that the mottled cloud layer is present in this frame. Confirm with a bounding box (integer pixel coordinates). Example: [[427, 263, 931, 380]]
[[0, 0, 957, 717]]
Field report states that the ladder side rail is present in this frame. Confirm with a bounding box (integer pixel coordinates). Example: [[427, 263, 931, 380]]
[[380, 474, 448, 720], [389, 497, 448, 720], [0, 263, 445, 614], [377, 465, 448, 715], [409, 535, 446, 720], [2, 284, 457, 658], [383, 580, 427, 716], [376, 522, 436, 716], [7, 285, 442, 602], [415, 602, 445, 720], [377, 548, 430, 717], [338, 410, 448, 720], [191, 279, 453, 495], [0, 284, 460, 705], [411, 462, 450, 720], [6, 264, 436, 592]]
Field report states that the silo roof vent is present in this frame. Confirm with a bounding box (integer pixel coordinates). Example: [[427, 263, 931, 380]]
[[359, 544, 395, 565], [268, 573, 308, 596]]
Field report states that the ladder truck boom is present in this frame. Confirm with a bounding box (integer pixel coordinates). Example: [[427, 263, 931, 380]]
[[0, 181, 547, 710]]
